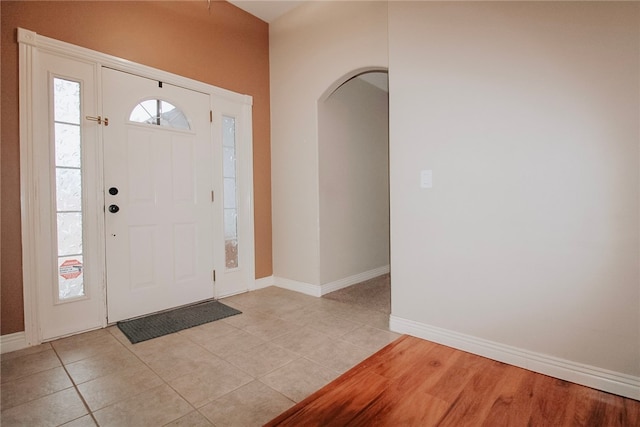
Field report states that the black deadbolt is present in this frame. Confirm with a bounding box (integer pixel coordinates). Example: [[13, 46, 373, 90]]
[[108, 204, 120, 213], [108, 187, 118, 196]]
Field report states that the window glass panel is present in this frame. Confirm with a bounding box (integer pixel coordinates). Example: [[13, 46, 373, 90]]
[[224, 209, 237, 239], [53, 77, 84, 300], [55, 123, 81, 167], [57, 213, 83, 256], [54, 78, 81, 124], [223, 147, 236, 178], [223, 117, 235, 147], [223, 178, 237, 210], [129, 99, 190, 130], [129, 100, 157, 123], [222, 115, 239, 269], [56, 168, 82, 211]]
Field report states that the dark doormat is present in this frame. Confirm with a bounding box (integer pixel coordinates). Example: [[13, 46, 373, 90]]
[[117, 300, 241, 344]]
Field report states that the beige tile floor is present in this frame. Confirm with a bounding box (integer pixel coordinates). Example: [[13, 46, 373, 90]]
[[1, 286, 400, 427]]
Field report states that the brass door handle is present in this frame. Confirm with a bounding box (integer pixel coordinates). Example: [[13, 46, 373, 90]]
[[86, 115, 109, 126]]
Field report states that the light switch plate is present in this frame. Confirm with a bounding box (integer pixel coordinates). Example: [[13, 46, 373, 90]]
[[420, 170, 432, 188]]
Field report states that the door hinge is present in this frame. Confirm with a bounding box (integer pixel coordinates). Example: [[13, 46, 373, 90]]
[[210, 110, 213, 123], [213, 270, 216, 282], [211, 190, 215, 202]]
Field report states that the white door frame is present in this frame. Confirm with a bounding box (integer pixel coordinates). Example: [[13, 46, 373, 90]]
[[18, 28, 255, 346]]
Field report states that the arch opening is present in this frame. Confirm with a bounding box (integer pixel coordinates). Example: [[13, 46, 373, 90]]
[[318, 69, 390, 313]]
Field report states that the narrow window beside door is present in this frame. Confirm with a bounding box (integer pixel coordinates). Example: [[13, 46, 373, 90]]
[[53, 78, 84, 300], [223, 116, 239, 269]]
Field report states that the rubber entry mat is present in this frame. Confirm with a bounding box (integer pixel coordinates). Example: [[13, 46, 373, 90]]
[[117, 300, 241, 344]]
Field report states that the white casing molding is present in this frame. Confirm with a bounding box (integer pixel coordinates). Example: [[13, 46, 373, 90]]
[[390, 315, 640, 400], [319, 265, 389, 295]]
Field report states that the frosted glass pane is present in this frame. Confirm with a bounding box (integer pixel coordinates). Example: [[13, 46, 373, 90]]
[[223, 147, 236, 178], [224, 209, 237, 239], [223, 178, 236, 209], [54, 78, 80, 124], [130, 100, 157, 123], [223, 116, 235, 147], [56, 168, 82, 211], [58, 255, 84, 299], [129, 99, 190, 130], [55, 123, 81, 167], [222, 115, 238, 269], [57, 213, 83, 256], [225, 240, 238, 269]]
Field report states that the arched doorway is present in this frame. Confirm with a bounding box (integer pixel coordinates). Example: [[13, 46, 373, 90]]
[[318, 70, 390, 315]]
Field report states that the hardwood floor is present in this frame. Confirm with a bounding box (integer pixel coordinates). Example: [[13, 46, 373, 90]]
[[265, 335, 640, 426]]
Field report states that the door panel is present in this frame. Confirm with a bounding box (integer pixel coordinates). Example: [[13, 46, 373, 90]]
[[103, 68, 214, 322]]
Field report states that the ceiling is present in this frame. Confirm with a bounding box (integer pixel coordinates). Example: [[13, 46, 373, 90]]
[[227, 1, 305, 23], [228, 1, 388, 93]]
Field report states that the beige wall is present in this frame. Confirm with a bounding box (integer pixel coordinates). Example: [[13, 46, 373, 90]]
[[270, 1, 388, 286], [0, 1, 272, 335], [389, 2, 639, 376], [318, 76, 389, 284]]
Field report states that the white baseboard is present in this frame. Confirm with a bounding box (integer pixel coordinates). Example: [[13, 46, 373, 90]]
[[390, 315, 640, 400], [253, 275, 274, 290], [273, 277, 321, 297], [0, 332, 28, 354], [319, 265, 390, 296]]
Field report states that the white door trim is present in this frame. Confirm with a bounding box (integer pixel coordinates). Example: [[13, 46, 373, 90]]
[[18, 28, 254, 344]]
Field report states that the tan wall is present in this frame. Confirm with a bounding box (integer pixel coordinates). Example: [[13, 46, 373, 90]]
[[270, 1, 388, 286], [318, 76, 389, 284], [389, 2, 639, 376], [0, 1, 272, 335]]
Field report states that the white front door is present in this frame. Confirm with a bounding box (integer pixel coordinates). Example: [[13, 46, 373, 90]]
[[22, 31, 256, 343], [102, 68, 214, 322]]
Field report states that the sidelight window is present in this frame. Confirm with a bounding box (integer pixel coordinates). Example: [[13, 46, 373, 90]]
[[54, 78, 85, 300], [223, 115, 239, 269]]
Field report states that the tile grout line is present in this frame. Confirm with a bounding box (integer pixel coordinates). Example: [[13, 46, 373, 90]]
[[50, 344, 100, 427], [105, 328, 203, 426], [4, 287, 390, 426], [162, 320, 263, 415]]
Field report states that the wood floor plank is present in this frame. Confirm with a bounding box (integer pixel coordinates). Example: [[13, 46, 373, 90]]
[[421, 349, 487, 405], [528, 374, 574, 426], [392, 343, 462, 396], [569, 382, 606, 426], [437, 359, 509, 426], [370, 335, 440, 381], [347, 387, 449, 427], [264, 370, 389, 426], [481, 366, 535, 426], [265, 335, 640, 426]]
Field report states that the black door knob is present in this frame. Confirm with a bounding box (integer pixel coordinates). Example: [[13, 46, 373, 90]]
[[108, 204, 120, 213], [108, 187, 118, 195]]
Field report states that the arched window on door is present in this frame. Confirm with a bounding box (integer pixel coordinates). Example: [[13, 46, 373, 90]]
[[129, 99, 190, 130]]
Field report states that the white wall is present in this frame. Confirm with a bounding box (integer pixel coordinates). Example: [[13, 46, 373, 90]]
[[389, 0, 639, 382], [318, 76, 390, 285], [270, 1, 388, 287]]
